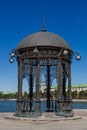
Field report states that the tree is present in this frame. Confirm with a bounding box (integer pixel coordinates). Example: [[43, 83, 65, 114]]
[[79, 90, 87, 99], [72, 91, 78, 99]]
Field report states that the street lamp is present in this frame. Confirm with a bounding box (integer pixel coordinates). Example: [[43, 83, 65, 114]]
[[74, 53, 81, 60], [62, 48, 81, 60], [33, 46, 39, 54], [9, 49, 16, 63]]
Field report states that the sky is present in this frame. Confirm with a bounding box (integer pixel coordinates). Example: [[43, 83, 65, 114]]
[[0, 0, 87, 92]]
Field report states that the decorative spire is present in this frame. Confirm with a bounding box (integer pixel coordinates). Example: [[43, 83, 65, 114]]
[[41, 15, 46, 32]]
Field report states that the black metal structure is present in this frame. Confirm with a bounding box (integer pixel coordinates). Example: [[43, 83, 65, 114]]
[[9, 28, 81, 117]]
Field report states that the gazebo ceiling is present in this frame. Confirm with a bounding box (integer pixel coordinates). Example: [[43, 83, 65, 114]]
[[16, 31, 72, 50]]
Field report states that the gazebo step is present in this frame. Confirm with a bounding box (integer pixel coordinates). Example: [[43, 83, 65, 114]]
[[42, 112, 56, 118]]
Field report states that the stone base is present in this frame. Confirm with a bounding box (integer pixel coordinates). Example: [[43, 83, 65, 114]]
[[4, 112, 81, 121]]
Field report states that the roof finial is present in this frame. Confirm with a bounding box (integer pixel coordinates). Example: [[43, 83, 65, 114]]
[[41, 14, 46, 32]]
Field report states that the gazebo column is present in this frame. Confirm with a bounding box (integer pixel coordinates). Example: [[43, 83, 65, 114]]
[[62, 62, 74, 117], [56, 59, 63, 116], [16, 59, 23, 114], [35, 60, 41, 115], [68, 63, 72, 100], [46, 63, 51, 112], [29, 65, 33, 112], [62, 64, 67, 100], [66, 62, 74, 116]]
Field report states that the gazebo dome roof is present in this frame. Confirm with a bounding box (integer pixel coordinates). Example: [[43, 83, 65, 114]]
[[17, 31, 71, 50]]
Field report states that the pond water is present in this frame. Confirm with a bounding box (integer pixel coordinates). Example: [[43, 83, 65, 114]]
[[0, 100, 87, 112]]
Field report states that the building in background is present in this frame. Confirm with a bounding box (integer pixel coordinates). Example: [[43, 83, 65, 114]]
[[40, 83, 87, 93]]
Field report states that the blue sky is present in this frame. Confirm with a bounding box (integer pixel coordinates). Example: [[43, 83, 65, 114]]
[[0, 0, 87, 92]]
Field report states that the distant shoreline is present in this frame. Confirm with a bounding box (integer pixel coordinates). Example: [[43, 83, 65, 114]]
[[73, 99, 87, 102], [0, 99, 87, 102], [0, 99, 16, 101]]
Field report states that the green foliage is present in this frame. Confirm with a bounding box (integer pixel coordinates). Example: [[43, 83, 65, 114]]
[[0, 91, 17, 99], [72, 90, 87, 99], [79, 90, 87, 99], [72, 91, 78, 99], [0, 90, 87, 100], [23, 91, 29, 99]]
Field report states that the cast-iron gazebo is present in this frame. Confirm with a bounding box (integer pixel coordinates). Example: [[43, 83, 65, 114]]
[[9, 27, 80, 117]]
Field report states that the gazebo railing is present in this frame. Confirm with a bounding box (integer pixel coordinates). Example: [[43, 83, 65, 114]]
[[16, 99, 58, 113], [16, 99, 41, 112], [15, 99, 73, 117]]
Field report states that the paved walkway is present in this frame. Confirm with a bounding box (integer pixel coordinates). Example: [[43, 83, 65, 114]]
[[0, 110, 87, 130]]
